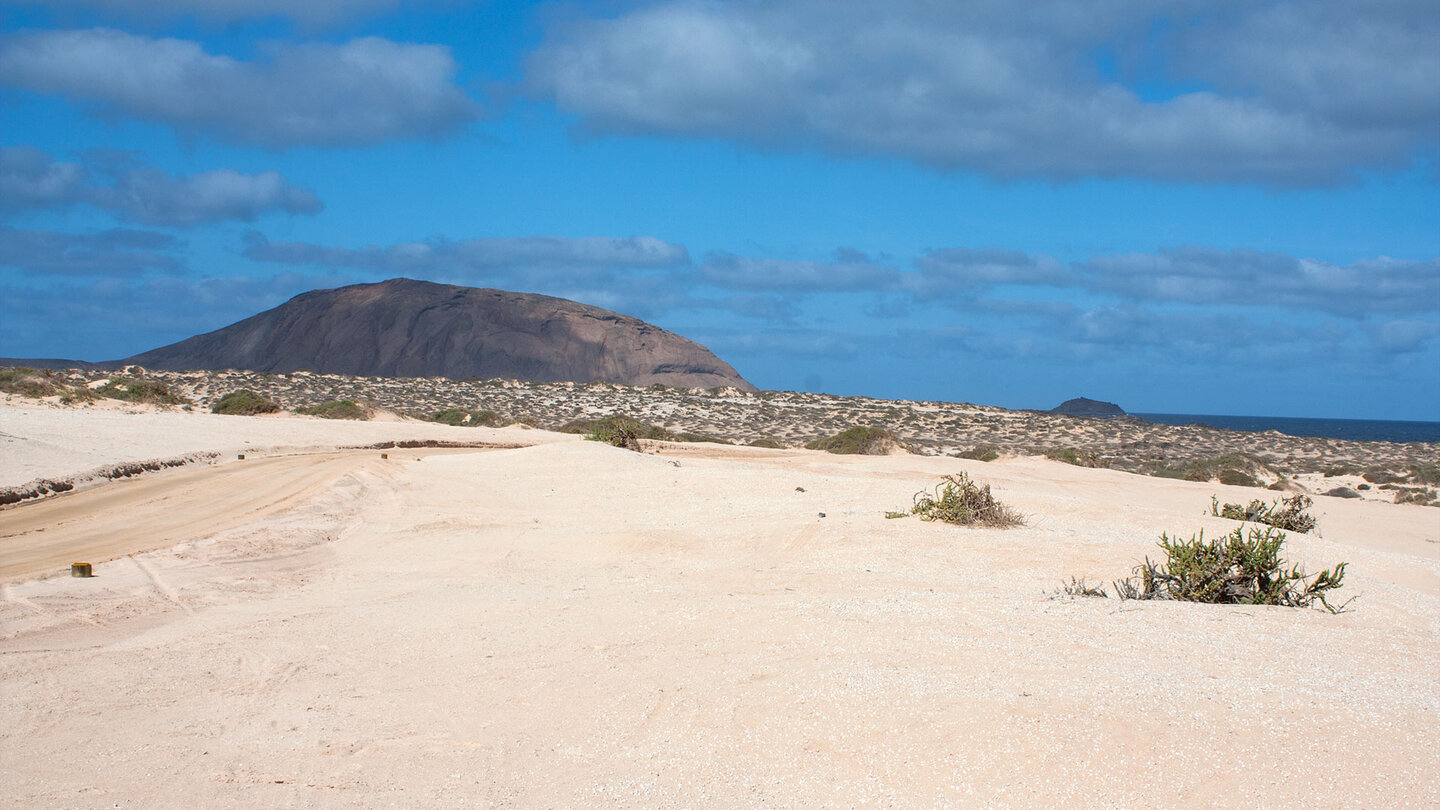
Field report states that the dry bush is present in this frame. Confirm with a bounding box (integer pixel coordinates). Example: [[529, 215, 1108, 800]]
[[1210, 493, 1317, 533], [1058, 577, 1108, 598], [908, 472, 1022, 528]]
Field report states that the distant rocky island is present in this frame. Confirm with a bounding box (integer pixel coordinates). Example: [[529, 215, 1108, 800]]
[[1050, 397, 1126, 417], [9, 279, 755, 392]]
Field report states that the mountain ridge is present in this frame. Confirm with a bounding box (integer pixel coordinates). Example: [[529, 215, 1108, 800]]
[[33, 279, 756, 391]]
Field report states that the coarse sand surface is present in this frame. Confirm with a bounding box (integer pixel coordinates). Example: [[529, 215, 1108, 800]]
[[1, 405, 1437, 807]]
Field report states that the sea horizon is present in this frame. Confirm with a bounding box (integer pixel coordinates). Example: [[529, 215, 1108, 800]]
[[1133, 412, 1440, 444]]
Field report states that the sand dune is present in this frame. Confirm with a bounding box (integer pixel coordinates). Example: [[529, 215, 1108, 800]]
[[1, 406, 1437, 807]]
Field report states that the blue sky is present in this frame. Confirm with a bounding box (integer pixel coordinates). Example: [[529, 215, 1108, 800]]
[[1, 1, 1437, 420]]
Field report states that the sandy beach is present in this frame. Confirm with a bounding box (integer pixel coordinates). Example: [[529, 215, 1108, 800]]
[[2, 402, 1437, 808]]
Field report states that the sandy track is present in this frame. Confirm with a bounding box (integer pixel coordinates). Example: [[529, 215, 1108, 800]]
[[0, 451, 390, 582]]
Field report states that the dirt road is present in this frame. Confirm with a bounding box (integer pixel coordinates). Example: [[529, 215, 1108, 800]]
[[0, 451, 392, 582]]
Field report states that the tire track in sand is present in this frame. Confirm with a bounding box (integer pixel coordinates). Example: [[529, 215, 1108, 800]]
[[0, 451, 394, 583]]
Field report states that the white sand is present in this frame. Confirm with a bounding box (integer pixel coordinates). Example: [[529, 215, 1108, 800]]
[[0, 400, 561, 488], [1, 406, 1437, 807]]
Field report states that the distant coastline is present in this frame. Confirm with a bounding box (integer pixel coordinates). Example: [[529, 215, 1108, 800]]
[[1135, 413, 1440, 444]]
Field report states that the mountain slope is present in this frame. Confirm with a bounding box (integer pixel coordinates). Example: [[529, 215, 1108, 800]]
[[122, 278, 755, 391]]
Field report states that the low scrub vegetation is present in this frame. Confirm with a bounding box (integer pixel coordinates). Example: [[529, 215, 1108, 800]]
[[0, 367, 99, 403], [1, 367, 64, 398], [805, 427, 899, 455], [955, 445, 999, 462], [1059, 577, 1107, 598], [904, 472, 1023, 528], [580, 415, 650, 451], [1393, 488, 1439, 506], [432, 408, 502, 427], [211, 389, 279, 415], [1064, 526, 1349, 613], [1044, 447, 1108, 468], [98, 377, 186, 406], [1151, 453, 1270, 486], [673, 431, 728, 444], [561, 415, 725, 447], [296, 400, 369, 420], [1210, 493, 1317, 533], [747, 437, 787, 449], [1408, 465, 1440, 486]]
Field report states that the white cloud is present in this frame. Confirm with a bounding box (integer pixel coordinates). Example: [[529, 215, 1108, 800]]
[[92, 166, 322, 226], [243, 233, 690, 278], [1079, 248, 1440, 316], [0, 226, 185, 276], [699, 248, 898, 291], [527, 0, 1440, 184], [893, 243, 1439, 317], [0, 29, 478, 147], [910, 248, 1071, 298], [0, 146, 85, 211], [0, 147, 321, 225], [12, 0, 403, 26]]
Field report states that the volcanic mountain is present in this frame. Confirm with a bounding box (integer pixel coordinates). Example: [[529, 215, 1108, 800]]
[[1049, 397, 1126, 417], [120, 278, 756, 391]]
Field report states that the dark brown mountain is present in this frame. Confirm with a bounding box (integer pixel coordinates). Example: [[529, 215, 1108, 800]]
[[120, 278, 756, 391], [1049, 397, 1126, 417]]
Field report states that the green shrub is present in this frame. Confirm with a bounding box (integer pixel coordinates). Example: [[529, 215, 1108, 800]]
[[433, 408, 501, 427], [565, 415, 675, 445], [99, 377, 186, 405], [1218, 469, 1259, 487], [748, 438, 786, 449], [211, 389, 279, 415], [296, 400, 368, 420], [805, 426, 898, 455], [1112, 526, 1347, 612], [585, 415, 645, 451], [674, 432, 727, 444], [907, 472, 1022, 528], [1362, 468, 1404, 484], [1408, 465, 1440, 486], [59, 385, 99, 404], [1210, 494, 1317, 533], [0, 367, 64, 398], [433, 408, 471, 426], [956, 445, 999, 462], [1045, 447, 1108, 468], [1153, 453, 1268, 484]]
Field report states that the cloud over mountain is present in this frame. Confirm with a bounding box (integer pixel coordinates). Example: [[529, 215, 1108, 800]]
[[243, 233, 690, 278]]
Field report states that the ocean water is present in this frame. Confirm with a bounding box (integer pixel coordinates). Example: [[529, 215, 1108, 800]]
[[1134, 413, 1440, 444]]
